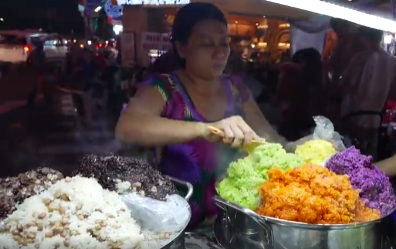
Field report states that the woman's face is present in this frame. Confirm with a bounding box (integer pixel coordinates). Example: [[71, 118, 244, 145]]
[[176, 19, 230, 79]]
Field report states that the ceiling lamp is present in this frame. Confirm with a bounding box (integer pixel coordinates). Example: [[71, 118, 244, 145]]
[[265, 0, 396, 32]]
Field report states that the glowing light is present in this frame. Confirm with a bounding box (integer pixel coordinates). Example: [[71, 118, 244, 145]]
[[278, 42, 290, 48], [265, 0, 396, 32], [94, 6, 102, 12], [258, 42, 267, 47], [113, 25, 123, 35], [384, 34, 393, 44], [116, 0, 189, 5]]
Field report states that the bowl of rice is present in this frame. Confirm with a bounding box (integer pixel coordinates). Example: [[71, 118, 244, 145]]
[[0, 175, 191, 249]]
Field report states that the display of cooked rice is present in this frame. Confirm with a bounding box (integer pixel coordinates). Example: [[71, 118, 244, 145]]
[[0, 168, 64, 219], [257, 164, 381, 224], [74, 155, 177, 201], [0, 176, 143, 249]]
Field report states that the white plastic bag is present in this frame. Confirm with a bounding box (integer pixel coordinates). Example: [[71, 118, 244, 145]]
[[312, 116, 346, 151], [121, 193, 190, 233]]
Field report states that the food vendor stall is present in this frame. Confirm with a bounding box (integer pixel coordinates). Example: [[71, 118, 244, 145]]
[[118, 0, 318, 66], [211, 117, 396, 249], [1, 116, 396, 249]]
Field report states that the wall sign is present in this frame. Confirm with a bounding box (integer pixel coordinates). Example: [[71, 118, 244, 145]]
[[141, 32, 171, 50], [104, 0, 123, 19]]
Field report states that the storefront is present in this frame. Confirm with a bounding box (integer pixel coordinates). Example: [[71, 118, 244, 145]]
[[116, 0, 303, 66]]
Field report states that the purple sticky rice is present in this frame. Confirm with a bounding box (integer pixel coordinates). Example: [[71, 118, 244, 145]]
[[326, 146, 396, 216]]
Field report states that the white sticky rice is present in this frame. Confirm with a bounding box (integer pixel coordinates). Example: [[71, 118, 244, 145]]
[[0, 176, 143, 249]]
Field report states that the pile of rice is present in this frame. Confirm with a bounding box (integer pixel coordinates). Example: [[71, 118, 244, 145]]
[[0, 176, 143, 249]]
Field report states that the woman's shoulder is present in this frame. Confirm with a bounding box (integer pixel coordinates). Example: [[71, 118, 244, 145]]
[[137, 73, 178, 102], [138, 73, 174, 87]]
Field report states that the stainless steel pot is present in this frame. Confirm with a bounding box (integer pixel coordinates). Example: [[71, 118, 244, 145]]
[[213, 195, 394, 249], [161, 176, 193, 249]]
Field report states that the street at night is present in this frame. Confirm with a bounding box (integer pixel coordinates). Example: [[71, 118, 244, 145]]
[[2, 0, 396, 248], [0, 66, 117, 177]]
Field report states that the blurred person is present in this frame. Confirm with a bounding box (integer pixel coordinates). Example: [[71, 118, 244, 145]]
[[27, 41, 47, 106], [292, 47, 321, 66], [292, 48, 326, 115], [64, 44, 81, 74], [76, 48, 100, 126], [224, 55, 263, 100], [77, 48, 98, 89], [277, 62, 315, 140], [115, 37, 122, 65], [279, 50, 291, 64], [116, 2, 310, 229], [292, 47, 324, 88], [327, 18, 364, 86], [340, 26, 396, 158]]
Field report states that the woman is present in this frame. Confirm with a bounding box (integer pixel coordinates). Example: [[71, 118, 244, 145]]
[[27, 41, 46, 106], [116, 2, 302, 229]]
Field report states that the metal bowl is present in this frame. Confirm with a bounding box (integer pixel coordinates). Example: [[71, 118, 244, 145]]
[[161, 176, 193, 249], [213, 195, 394, 249]]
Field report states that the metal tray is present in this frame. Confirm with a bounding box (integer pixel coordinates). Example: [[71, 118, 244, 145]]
[[161, 176, 194, 249]]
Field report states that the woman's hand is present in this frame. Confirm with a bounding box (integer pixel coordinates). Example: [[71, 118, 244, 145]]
[[204, 115, 258, 147]]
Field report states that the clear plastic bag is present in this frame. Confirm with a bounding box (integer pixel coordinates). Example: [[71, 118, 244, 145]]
[[312, 116, 346, 151], [121, 193, 190, 233]]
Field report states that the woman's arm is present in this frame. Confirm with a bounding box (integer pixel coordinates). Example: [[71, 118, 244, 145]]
[[376, 155, 396, 177], [115, 85, 206, 146]]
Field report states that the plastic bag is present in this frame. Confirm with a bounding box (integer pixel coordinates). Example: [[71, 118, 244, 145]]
[[121, 193, 190, 233], [312, 116, 346, 151]]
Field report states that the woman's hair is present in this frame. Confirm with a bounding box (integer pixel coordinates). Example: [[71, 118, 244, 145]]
[[171, 2, 227, 67], [292, 48, 323, 88], [292, 47, 321, 65], [148, 51, 179, 74]]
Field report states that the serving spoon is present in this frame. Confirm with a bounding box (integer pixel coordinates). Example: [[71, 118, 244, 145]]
[[207, 126, 266, 153]]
